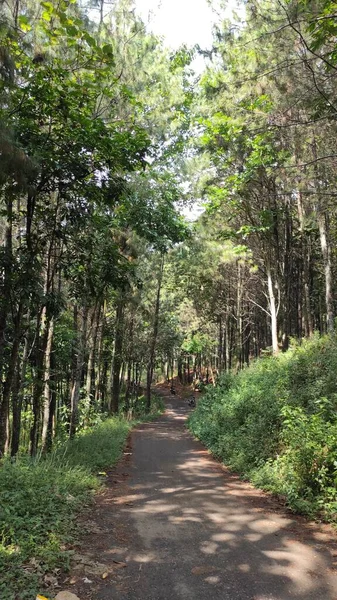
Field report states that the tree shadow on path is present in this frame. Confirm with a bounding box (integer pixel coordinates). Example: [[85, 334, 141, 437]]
[[72, 396, 337, 600]]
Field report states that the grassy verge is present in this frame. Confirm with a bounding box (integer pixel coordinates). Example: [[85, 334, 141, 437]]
[[0, 396, 164, 600], [188, 334, 337, 522]]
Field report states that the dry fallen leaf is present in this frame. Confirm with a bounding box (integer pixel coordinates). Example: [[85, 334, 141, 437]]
[[36, 595, 49, 600], [69, 577, 77, 585], [55, 592, 80, 600], [102, 572, 109, 579], [44, 574, 59, 586], [113, 561, 127, 569]]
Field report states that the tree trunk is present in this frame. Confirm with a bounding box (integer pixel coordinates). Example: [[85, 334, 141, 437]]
[[0, 196, 14, 449], [10, 356, 22, 458], [312, 137, 334, 333], [0, 303, 23, 454], [41, 318, 55, 451], [69, 305, 88, 438], [146, 255, 164, 410], [317, 207, 334, 333], [297, 191, 313, 336], [177, 355, 183, 383], [11, 323, 30, 457], [85, 304, 101, 412], [267, 267, 279, 355], [30, 307, 50, 456], [94, 301, 106, 406], [111, 294, 125, 414]]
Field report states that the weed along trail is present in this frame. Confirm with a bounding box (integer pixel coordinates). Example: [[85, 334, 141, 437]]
[[71, 394, 337, 600]]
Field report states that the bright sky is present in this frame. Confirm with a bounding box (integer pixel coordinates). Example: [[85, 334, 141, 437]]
[[135, 0, 215, 50]]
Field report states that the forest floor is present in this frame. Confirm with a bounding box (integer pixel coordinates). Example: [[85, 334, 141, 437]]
[[63, 389, 337, 600]]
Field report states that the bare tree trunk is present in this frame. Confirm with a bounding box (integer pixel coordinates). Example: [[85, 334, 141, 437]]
[[0, 303, 23, 454], [267, 267, 279, 355], [297, 191, 313, 336], [69, 305, 88, 438], [0, 196, 14, 450], [30, 307, 50, 456], [41, 318, 55, 451], [111, 294, 125, 414], [177, 355, 183, 383], [236, 261, 243, 369], [312, 137, 334, 333], [11, 323, 29, 457], [44, 348, 57, 453], [317, 208, 334, 333], [85, 303, 101, 412], [10, 356, 22, 458], [146, 255, 164, 410], [94, 302, 106, 405]]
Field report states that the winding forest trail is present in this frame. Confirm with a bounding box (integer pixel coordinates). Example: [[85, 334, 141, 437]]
[[72, 394, 337, 600]]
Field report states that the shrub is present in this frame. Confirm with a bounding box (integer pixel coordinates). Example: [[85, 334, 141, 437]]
[[188, 334, 337, 521]]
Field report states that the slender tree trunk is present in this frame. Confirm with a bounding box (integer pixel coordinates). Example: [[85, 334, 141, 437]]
[[312, 137, 334, 332], [267, 267, 279, 355], [0, 303, 23, 454], [236, 262, 243, 369], [146, 255, 164, 410], [0, 196, 14, 448], [30, 307, 50, 456], [11, 323, 29, 457], [125, 361, 132, 410], [317, 208, 334, 332], [85, 303, 101, 411], [43, 345, 57, 453], [94, 301, 106, 405], [296, 191, 313, 336], [70, 304, 78, 410], [177, 355, 183, 383], [111, 294, 125, 414], [218, 317, 223, 373], [69, 305, 88, 438], [10, 356, 22, 458], [41, 318, 55, 451]]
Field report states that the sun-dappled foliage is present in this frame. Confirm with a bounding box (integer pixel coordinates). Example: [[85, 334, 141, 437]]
[[189, 335, 337, 520]]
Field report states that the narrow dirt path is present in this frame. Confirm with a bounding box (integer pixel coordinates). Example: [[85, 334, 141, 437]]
[[70, 395, 337, 600]]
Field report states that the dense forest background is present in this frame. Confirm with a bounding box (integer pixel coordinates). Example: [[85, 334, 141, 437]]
[[1, 0, 337, 457]]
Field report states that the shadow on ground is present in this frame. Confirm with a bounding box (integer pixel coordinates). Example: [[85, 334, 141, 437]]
[[72, 394, 337, 600]]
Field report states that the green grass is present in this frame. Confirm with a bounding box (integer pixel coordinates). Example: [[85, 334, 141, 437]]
[[59, 418, 131, 471], [188, 334, 337, 522], [0, 396, 164, 600], [0, 457, 97, 600]]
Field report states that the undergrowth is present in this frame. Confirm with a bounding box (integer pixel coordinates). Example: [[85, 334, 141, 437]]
[[0, 395, 163, 600], [188, 334, 337, 522]]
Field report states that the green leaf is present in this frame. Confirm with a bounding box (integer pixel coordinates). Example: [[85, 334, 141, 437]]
[[18, 15, 32, 32], [83, 32, 97, 48], [40, 1, 54, 10], [102, 43, 114, 57], [65, 24, 78, 37], [41, 10, 52, 21]]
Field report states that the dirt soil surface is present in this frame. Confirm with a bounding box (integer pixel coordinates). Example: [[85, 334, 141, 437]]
[[66, 391, 337, 600]]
